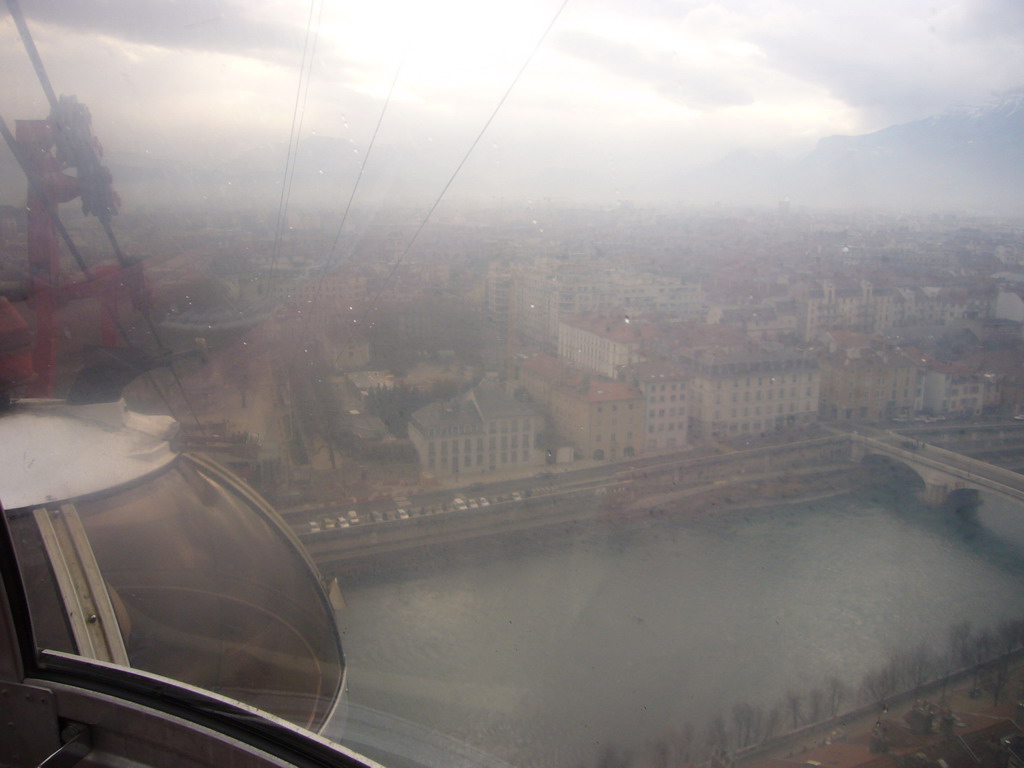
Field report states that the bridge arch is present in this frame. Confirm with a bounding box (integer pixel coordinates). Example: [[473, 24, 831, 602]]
[[857, 453, 926, 503], [849, 431, 1024, 508], [944, 487, 982, 519]]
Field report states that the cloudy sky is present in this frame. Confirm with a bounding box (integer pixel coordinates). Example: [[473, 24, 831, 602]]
[[3, 0, 1024, 206]]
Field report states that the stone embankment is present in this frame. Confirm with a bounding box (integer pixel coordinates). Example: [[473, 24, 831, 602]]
[[308, 463, 855, 575]]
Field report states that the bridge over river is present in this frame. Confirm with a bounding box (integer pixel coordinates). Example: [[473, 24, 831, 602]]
[[850, 426, 1024, 505]]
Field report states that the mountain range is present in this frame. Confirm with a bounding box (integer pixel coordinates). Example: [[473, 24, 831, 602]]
[[687, 90, 1024, 213], [3, 92, 1022, 214]]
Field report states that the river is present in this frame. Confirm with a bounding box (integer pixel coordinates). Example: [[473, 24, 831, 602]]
[[330, 489, 1024, 768]]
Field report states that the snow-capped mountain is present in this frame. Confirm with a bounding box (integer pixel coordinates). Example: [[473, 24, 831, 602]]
[[790, 89, 1024, 212]]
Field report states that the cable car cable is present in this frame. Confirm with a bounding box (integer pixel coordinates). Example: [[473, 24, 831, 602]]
[[267, 0, 323, 287], [364, 0, 570, 320], [300, 56, 406, 341]]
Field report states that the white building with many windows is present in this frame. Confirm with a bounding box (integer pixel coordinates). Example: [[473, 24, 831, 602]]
[[558, 314, 644, 379], [407, 382, 545, 480]]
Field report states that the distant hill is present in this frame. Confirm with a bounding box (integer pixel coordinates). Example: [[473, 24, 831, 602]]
[[5, 92, 1022, 214], [793, 89, 1024, 212], [676, 90, 1024, 213]]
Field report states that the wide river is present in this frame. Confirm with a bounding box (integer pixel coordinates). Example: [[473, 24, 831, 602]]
[[331, 489, 1024, 768]]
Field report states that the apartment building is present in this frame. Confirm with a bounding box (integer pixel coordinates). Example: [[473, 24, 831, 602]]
[[511, 257, 702, 348], [620, 361, 689, 451], [517, 354, 644, 460], [685, 348, 820, 439], [920, 364, 994, 418], [796, 279, 895, 341], [818, 339, 922, 422], [557, 315, 643, 379]]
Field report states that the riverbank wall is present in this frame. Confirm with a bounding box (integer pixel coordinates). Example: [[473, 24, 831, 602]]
[[308, 462, 855, 577]]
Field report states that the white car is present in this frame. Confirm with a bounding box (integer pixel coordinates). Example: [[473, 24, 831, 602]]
[[478, 498, 490, 507], [396, 508, 409, 519]]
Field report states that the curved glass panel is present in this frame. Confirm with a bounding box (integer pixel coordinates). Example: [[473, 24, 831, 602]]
[[8, 456, 344, 733]]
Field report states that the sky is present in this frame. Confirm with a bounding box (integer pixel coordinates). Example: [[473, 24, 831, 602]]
[[3, 0, 1024, 207]]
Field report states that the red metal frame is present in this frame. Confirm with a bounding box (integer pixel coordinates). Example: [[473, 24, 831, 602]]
[[13, 119, 146, 397]]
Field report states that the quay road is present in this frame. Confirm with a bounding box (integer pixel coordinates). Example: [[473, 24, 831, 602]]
[[282, 430, 855, 568], [887, 418, 1024, 470], [284, 419, 1024, 568], [279, 428, 845, 533]]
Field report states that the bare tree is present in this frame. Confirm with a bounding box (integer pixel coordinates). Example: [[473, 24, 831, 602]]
[[676, 721, 694, 763], [997, 618, 1023, 656], [649, 738, 671, 768], [732, 703, 752, 748], [808, 688, 825, 723], [971, 628, 998, 665], [948, 620, 972, 669], [826, 676, 846, 717], [964, 628, 997, 695], [704, 712, 729, 755], [893, 643, 935, 689], [988, 657, 1011, 706], [785, 689, 802, 729], [596, 744, 633, 768], [762, 704, 783, 742], [732, 702, 764, 748], [861, 662, 899, 706], [750, 704, 765, 746]]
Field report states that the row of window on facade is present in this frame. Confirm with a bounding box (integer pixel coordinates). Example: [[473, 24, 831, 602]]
[[645, 382, 684, 392], [648, 422, 686, 432], [427, 450, 531, 470], [649, 393, 683, 403], [714, 402, 811, 419], [650, 408, 683, 418], [427, 418, 531, 438], [717, 387, 814, 403], [428, 434, 530, 455], [717, 374, 815, 388], [720, 416, 810, 434]]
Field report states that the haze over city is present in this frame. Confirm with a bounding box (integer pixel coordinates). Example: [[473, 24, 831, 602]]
[[4, 0, 1024, 210], [4, 3, 1024, 768]]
